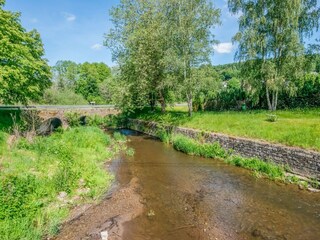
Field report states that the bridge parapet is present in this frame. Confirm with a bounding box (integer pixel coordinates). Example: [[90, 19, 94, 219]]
[[0, 105, 119, 121]]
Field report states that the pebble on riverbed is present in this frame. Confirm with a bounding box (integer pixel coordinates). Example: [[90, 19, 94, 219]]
[[101, 230, 108, 240]]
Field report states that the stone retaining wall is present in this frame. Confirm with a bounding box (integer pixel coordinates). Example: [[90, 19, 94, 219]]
[[127, 119, 320, 179]]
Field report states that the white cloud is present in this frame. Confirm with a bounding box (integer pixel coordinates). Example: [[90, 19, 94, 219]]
[[62, 12, 76, 22], [213, 42, 234, 54], [91, 43, 103, 51]]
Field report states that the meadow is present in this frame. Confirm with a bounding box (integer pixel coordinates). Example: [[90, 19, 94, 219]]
[[134, 107, 320, 151]]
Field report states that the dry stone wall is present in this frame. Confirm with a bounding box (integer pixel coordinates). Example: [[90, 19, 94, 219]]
[[128, 119, 320, 179]]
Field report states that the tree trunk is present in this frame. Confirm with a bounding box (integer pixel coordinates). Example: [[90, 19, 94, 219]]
[[267, 88, 278, 111], [149, 93, 156, 111], [159, 90, 166, 113], [266, 86, 272, 111], [187, 91, 193, 117]]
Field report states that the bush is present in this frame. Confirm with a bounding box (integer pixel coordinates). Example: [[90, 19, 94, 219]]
[[65, 112, 81, 127], [266, 114, 278, 122], [42, 88, 87, 105]]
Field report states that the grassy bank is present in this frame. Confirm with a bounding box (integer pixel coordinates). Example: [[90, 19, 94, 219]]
[[159, 132, 318, 188], [133, 107, 320, 151], [0, 126, 119, 240], [170, 134, 286, 181]]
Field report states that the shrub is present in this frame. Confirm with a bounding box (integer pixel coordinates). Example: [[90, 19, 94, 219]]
[[266, 114, 278, 122], [42, 88, 87, 105], [156, 126, 171, 144], [113, 132, 126, 142], [65, 112, 81, 127], [87, 115, 105, 127]]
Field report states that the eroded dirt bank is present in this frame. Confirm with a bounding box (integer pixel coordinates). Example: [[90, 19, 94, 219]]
[[55, 130, 320, 240]]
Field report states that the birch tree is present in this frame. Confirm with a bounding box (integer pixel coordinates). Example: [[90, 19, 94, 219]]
[[229, 0, 320, 111], [173, 0, 220, 116]]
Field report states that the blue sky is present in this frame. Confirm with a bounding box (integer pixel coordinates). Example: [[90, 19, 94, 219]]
[[5, 0, 309, 67]]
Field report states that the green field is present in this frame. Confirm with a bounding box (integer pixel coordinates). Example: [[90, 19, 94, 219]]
[[133, 107, 320, 151]]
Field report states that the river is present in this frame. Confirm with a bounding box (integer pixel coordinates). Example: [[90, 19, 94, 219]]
[[57, 129, 320, 240]]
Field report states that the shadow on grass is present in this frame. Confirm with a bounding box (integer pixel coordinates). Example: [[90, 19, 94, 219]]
[[0, 109, 21, 132]]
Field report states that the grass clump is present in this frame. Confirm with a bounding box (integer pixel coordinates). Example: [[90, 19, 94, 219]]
[[172, 134, 228, 159], [226, 155, 285, 180], [0, 126, 117, 240]]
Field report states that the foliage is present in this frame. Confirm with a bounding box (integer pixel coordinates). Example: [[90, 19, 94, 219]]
[[64, 112, 81, 127], [0, 109, 21, 132], [52, 60, 79, 90], [42, 88, 88, 105], [266, 114, 278, 122], [0, 127, 116, 239], [229, 0, 320, 111], [0, 0, 51, 104], [75, 62, 112, 104], [105, 0, 220, 114], [226, 155, 285, 180], [48, 61, 112, 105], [171, 134, 229, 159]]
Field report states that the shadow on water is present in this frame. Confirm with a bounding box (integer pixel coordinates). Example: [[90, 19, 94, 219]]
[[117, 129, 320, 240]]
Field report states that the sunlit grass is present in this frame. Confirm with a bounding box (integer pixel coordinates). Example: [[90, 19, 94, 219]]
[[0, 127, 116, 240], [133, 107, 320, 151]]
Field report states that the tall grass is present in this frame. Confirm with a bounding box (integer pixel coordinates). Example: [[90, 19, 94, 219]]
[[0, 127, 116, 240], [172, 134, 228, 159]]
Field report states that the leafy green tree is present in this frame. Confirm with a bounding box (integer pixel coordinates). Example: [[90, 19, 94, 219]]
[[229, 0, 320, 111], [192, 65, 221, 111], [167, 0, 221, 116], [106, 0, 220, 115], [0, 0, 51, 104], [52, 61, 79, 90], [75, 62, 111, 103], [106, 0, 177, 113]]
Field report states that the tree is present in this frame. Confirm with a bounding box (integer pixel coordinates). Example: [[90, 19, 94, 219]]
[[192, 65, 221, 111], [167, 0, 220, 116], [0, 0, 51, 104], [52, 61, 79, 90], [105, 0, 177, 113], [229, 0, 320, 111], [75, 62, 111, 103], [105, 0, 220, 115]]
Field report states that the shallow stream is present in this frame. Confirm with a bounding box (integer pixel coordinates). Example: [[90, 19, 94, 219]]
[[119, 129, 320, 240]]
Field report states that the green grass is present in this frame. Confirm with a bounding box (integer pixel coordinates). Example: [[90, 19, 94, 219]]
[[172, 134, 229, 159], [0, 127, 117, 240], [133, 107, 320, 151], [167, 133, 285, 181]]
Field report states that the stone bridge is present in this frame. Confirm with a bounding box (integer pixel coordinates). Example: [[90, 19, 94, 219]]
[[1, 105, 119, 121]]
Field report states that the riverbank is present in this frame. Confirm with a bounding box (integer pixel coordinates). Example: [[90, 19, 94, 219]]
[[0, 126, 124, 240], [127, 119, 320, 188], [131, 108, 320, 151], [55, 130, 320, 240]]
